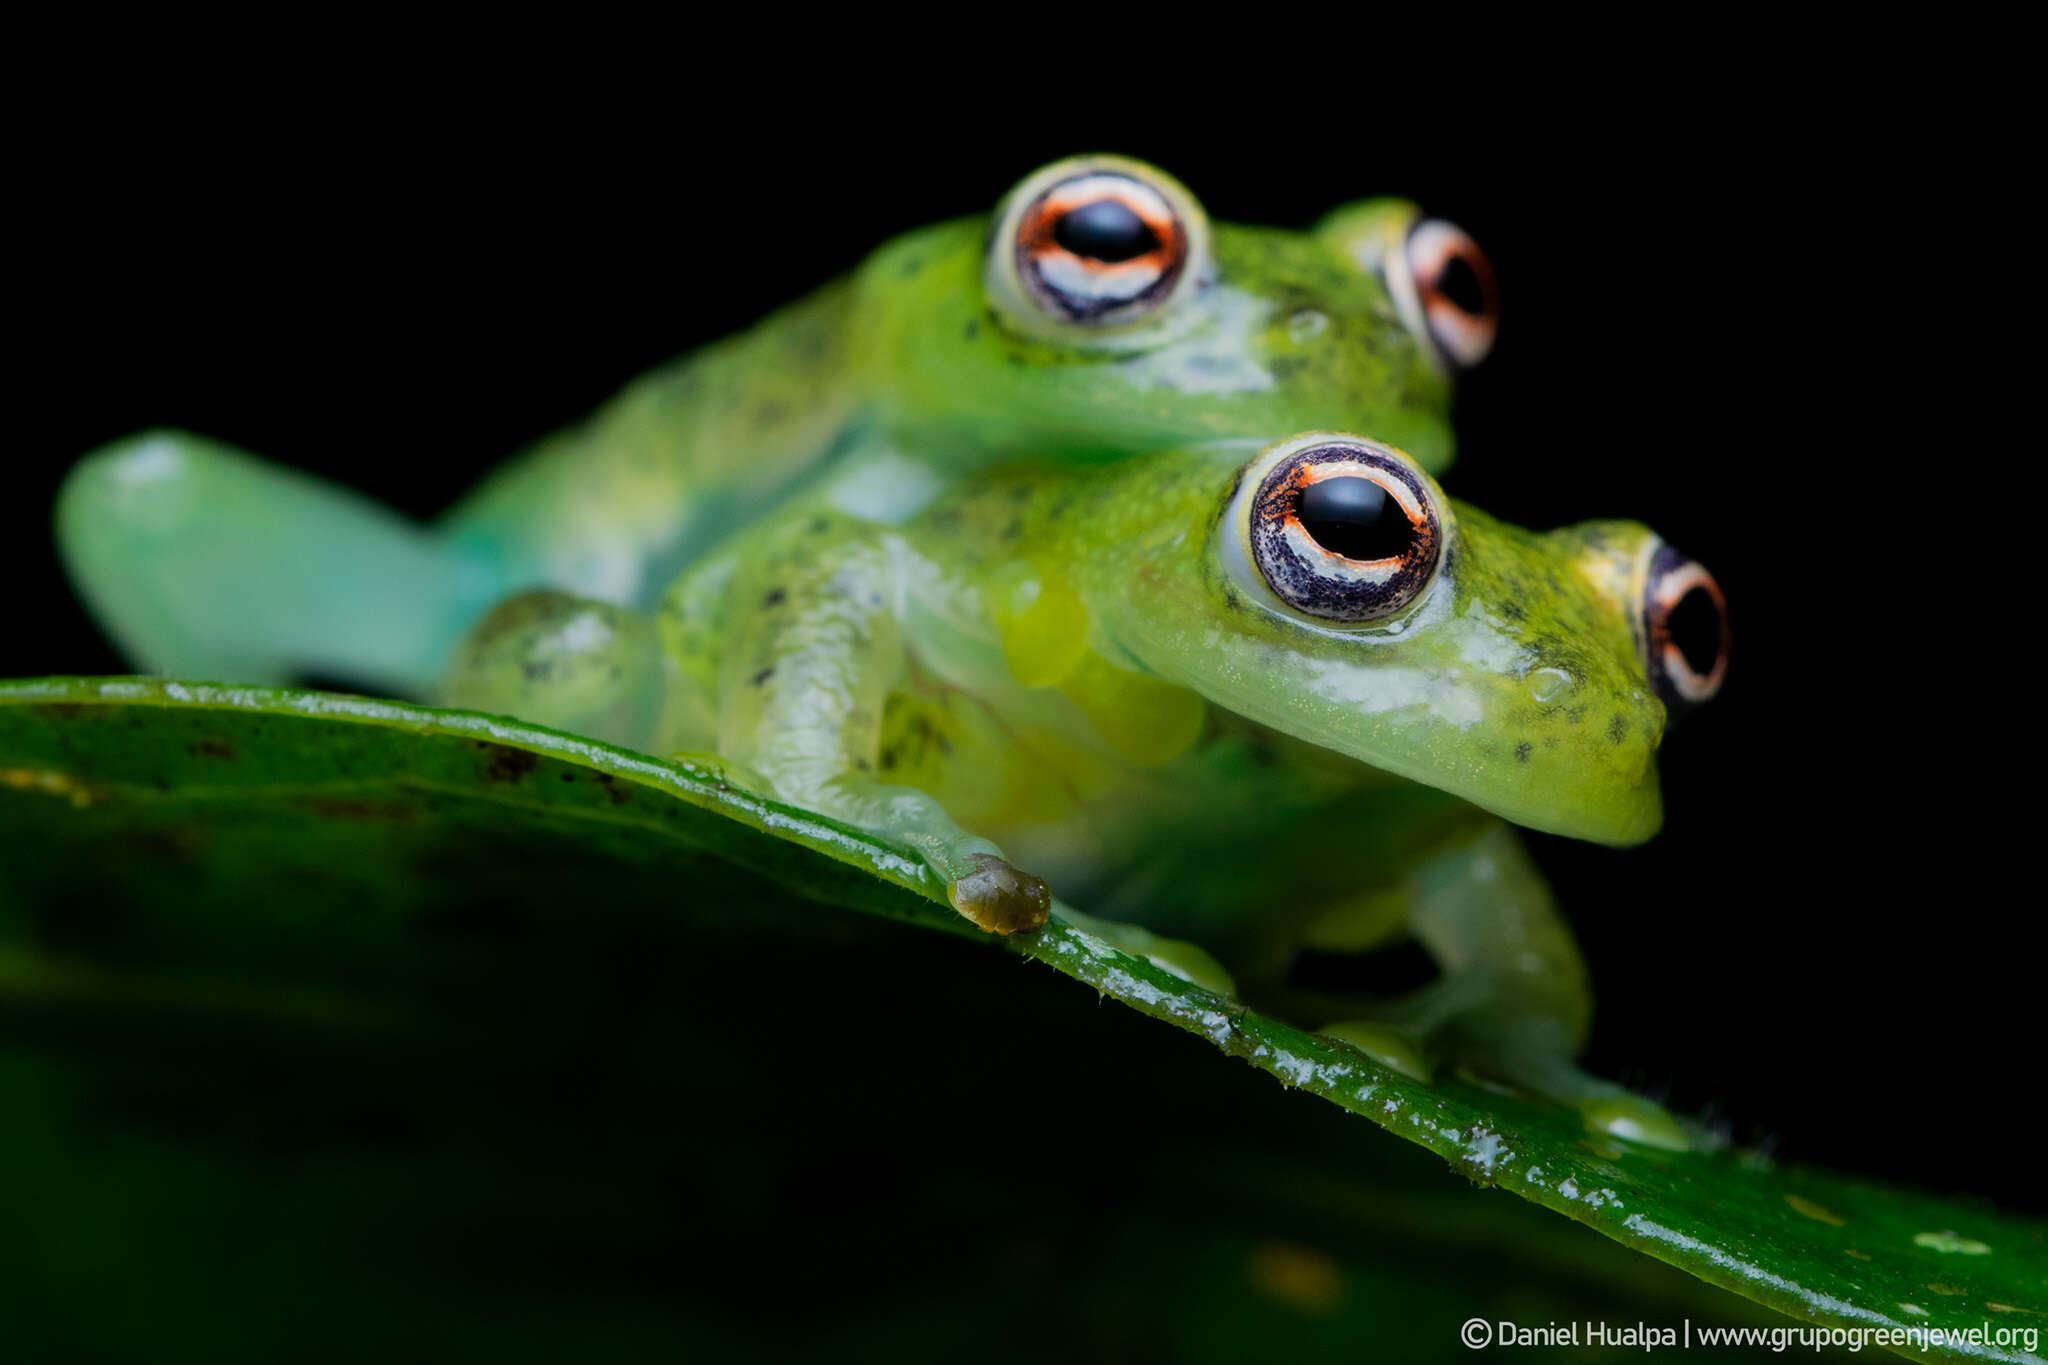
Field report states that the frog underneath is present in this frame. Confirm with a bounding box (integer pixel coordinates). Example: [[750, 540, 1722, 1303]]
[[433, 431, 1729, 1145]]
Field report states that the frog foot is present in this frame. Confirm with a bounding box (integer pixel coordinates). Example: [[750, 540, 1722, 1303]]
[[1576, 1093, 1692, 1152], [947, 853, 1050, 935], [1445, 1023, 1696, 1152]]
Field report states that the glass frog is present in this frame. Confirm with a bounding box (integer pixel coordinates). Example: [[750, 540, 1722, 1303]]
[[57, 154, 1498, 697], [434, 432, 1729, 1144]]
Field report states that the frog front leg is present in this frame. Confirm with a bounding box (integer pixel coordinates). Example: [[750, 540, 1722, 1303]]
[[690, 523, 1050, 935], [1304, 824, 1691, 1149]]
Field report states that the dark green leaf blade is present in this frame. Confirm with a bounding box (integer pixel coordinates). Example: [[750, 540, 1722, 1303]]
[[2, 677, 2042, 1363]]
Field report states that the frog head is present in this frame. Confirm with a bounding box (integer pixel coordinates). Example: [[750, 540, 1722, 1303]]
[[859, 156, 1501, 472], [1064, 434, 1730, 845]]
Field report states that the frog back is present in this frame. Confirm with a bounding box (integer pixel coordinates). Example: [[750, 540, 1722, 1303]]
[[440, 278, 865, 610]]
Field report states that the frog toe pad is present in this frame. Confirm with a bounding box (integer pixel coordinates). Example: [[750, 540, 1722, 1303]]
[[948, 854, 1050, 935]]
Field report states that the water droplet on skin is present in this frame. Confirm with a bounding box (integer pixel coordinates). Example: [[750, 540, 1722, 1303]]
[[1527, 667, 1574, 703], [1913, 1230, 1992, 1255], [1288, 309, 1329, 343], [1579, 1096, 1690, 1152]]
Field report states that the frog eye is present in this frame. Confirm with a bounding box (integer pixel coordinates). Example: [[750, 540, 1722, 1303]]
[[987, 156, 1210, 341], [1640, 544, 1730, 707], [1242, 436, 1446, 623], [1388, 218, 1500, 371]]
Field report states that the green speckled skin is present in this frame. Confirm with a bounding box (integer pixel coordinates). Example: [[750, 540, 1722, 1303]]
[[54, 157, 1699, 1141]]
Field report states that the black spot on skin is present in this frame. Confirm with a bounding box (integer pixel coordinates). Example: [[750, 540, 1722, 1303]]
[[962, 318, 980, 341], [763, 587, 787, 608], [592, 772, 630, 806], [521, 659, 554, 682], [1607, 714, 1628, 744], [854, 758, 872, 773], [751, 667, 775, 687], [190, 736, 234, 760], [476, 742, 539, 783], [897, 256, 923, 278], [1514, 741, 1532, 763]]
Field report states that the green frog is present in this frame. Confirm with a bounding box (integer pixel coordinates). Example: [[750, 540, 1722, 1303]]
[[55, 158, 1729, 1144], [57, 155, 1496, 696], [434, 430, 1724, 1142]]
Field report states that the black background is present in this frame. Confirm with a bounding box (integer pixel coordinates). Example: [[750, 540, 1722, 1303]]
[[11, 65, 2039, 1218]]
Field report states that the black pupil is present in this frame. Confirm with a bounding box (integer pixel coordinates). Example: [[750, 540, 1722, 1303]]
[[1666, 587, 1723, 676], [1434, 252, 1487, 315], [1054, 198, 1159, 264], [1297, 476, 1413, 561]]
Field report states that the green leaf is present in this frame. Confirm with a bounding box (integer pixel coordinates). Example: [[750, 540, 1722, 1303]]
[[3, 677, 2043, 1363]]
